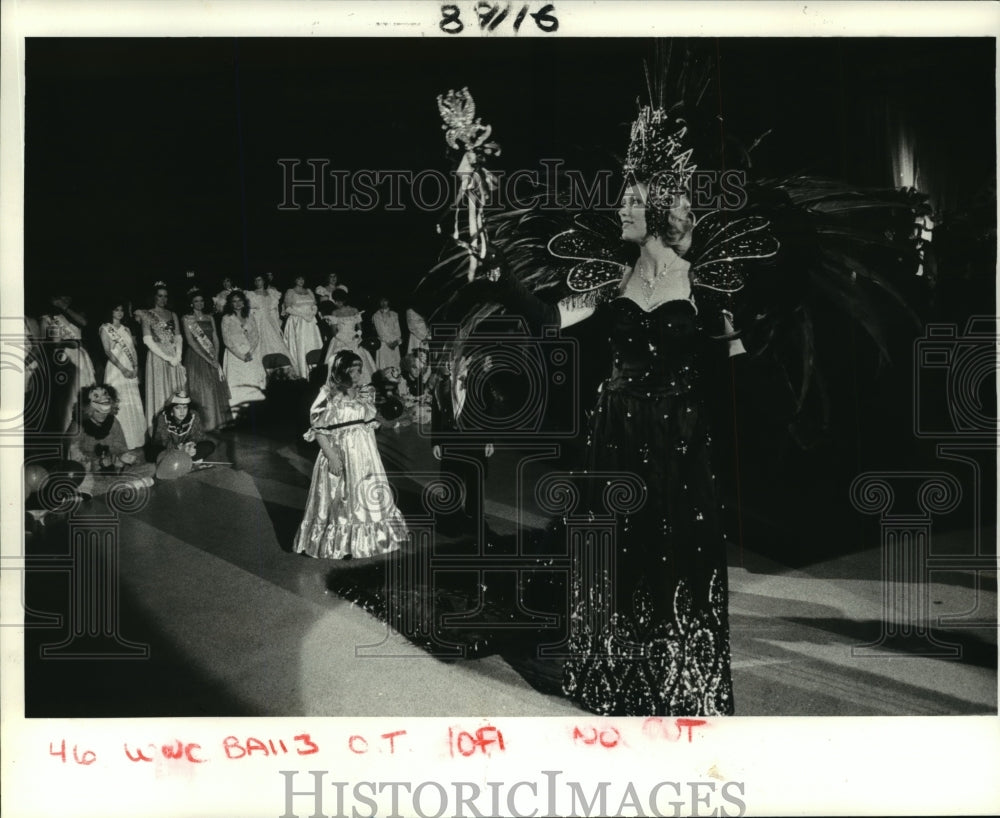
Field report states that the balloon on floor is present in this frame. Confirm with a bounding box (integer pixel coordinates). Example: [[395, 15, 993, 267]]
[[156, 450, 193, 480], [23, 463, 48, 498]]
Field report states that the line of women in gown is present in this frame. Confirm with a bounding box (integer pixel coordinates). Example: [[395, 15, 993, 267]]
[[58, 280, 286, 448]]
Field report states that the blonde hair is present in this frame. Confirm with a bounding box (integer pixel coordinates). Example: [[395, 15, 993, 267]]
[[651, 193, 695, 256]]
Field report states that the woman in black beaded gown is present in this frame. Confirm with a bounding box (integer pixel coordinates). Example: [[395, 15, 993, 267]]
[[486, 169, 755, 716], [334, 68, 915, 715], [331, 97, 777, 718]]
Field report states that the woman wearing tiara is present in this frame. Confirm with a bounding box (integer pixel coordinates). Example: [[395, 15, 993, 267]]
[[99, 302, 146, 448], [293, 350, 408, 560], [474, 172, 753, 716], [342, 87, 746, 717], [396, 83, 789, 718], [329, 57, 920, 716], [138, 281, 186, 432], [181, 288, 232, 431]]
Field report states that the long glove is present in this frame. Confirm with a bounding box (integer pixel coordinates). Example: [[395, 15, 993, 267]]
[[480, 250, 560, 335]]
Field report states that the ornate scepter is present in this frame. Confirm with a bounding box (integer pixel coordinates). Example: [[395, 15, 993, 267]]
[[435, 87, 501, 281]]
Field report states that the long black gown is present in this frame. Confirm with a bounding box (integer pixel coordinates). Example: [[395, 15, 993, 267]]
[[551, 295, 734, 716], [328, 294, 735, 717]]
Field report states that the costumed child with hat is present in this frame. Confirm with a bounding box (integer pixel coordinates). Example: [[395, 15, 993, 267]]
[[151, 390, 217, 467]]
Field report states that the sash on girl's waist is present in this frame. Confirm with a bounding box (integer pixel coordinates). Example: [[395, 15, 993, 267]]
[[312, 418, 377, 432]]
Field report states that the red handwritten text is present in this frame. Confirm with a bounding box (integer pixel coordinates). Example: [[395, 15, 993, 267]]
[[642, 717, 709, 743], [123, 740, 205, 763], [49, 739, 96, 765], [448, 725, 505, 757], [347, 730, 407, 754], [222, 733, 318, 760], [572, 725, 622, 747]]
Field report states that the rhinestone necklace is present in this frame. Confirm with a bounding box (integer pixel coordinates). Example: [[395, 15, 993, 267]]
[[636, 257, 686, 302]]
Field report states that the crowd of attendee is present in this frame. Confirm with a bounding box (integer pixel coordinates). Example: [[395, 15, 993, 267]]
[[23, 271, 434, 498]]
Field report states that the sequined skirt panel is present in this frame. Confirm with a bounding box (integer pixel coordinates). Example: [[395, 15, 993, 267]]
[[559, 381, 735, 716]]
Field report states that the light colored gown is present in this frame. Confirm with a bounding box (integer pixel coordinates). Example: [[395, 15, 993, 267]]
[[264, 286, 283, 330], [99, 322, 146, 448], [247, 289, 292, 363], [373, 309, 402, 370], [293, 385, 408, 559], [41, 313, 97, 431], [141, 310, 186, 429], [406, 308, 430, 354], [221, 313, 266, 406], [282, 288, 323, 378]]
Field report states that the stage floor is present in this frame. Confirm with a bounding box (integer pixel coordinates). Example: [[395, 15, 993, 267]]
[[22, 417, 998, 718]]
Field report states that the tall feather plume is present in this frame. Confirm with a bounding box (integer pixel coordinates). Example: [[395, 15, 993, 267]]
[[417, 40, 924, 446]]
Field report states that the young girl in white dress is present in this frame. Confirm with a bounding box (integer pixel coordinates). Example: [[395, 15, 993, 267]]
[[293, 351, 408, 560]]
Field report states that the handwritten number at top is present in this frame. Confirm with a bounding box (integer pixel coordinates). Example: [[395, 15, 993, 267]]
[[440, 3, 559, 34]]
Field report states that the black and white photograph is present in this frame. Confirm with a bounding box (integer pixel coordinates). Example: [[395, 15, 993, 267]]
[[2, 2, 998, 816]]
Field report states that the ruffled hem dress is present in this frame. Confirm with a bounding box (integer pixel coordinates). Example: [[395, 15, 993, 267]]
[[293, 385, 408, 559]]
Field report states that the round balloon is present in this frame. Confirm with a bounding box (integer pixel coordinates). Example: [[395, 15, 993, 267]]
[[23, 464, 48, 497], [156, 449, 193, 480]]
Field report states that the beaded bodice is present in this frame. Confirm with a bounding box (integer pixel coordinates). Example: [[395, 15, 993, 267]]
[[604, 297, 703, 396]]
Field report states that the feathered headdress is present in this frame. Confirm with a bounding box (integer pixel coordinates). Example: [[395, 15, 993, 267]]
[[623, 106, 697, 200], [421, 41, 921, 446]]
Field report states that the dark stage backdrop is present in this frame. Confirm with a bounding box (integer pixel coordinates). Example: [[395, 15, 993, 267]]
[[23, 36, 996, 559], [25, 37, 994, 308]]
